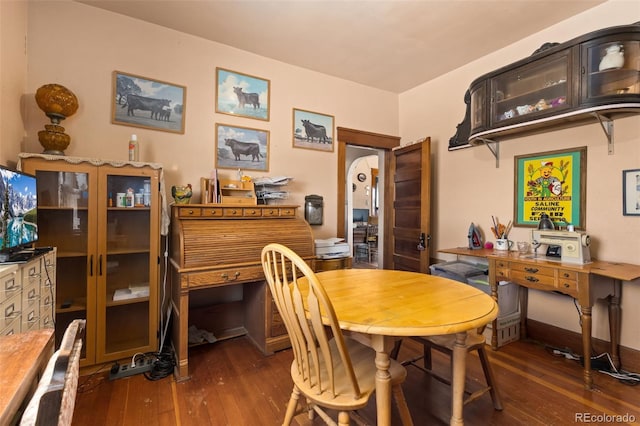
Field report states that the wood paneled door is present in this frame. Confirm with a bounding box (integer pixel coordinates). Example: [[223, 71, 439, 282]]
[[391, 138, 431, 273]]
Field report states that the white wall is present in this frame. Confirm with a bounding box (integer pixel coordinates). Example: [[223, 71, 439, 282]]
[[22, 0, 399, 240], [399, 0, 640, 349]]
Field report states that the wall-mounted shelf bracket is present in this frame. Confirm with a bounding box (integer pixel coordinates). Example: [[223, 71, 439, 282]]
[[477, 138, 500, 168], [592, 112, 614, 155]]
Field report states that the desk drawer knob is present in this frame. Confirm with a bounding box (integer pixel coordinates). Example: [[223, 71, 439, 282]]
[[563, 272, 570, 278], [525, 276, 539, 283], [524, 267, 539, 273], [562, 282, 570, 288], [221, 271, 241, 281]]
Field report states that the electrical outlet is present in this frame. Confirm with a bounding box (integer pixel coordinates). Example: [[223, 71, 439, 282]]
[[109, 358, 154, 380]]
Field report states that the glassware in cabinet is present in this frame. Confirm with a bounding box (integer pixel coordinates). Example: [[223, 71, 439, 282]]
[[490, 51, 571, 126]]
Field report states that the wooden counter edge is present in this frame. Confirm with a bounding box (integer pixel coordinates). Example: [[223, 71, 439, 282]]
[[0, 328, 54, 425], [438, 247, 640, 282]]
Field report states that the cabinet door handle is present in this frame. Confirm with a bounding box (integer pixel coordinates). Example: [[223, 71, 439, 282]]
[[89, 255, 94, 276], [524, 267, 539, 273], [525, 275, 539, 282], [98, 254, 103, 276]]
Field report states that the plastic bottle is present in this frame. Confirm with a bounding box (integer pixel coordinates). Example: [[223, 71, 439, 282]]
[[128, 134, 139, 161]]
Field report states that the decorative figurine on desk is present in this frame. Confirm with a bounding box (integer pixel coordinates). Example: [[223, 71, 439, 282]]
[[171, 184, 192, 204]]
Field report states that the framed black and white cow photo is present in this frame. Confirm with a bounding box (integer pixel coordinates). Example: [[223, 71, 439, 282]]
[[111, 71, 186, 134], [292, 108, 335, 152], [216, 68, 270, 121], [215, 123, 270, 172]]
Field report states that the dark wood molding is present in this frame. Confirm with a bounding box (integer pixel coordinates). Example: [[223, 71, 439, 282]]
[[336, 127, 400, 240]]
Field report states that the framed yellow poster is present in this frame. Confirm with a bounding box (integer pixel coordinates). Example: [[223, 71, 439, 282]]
[[514, 146, 587, 229]]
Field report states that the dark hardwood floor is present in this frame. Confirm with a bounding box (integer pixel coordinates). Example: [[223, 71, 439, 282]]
[[73, 335, 639, 425]]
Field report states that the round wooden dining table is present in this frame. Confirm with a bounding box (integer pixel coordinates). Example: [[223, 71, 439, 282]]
[[313, 269, 499, 426]]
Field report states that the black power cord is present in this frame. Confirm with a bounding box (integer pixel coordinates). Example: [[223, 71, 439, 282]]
[[144, 349, 175, 381]]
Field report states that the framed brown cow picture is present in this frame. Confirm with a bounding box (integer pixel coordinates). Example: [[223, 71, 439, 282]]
[[215, 123, 269, 172], [292, 108, 335, 152], [111, 71, 186, 134]]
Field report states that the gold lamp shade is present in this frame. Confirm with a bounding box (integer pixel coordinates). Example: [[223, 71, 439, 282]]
[[35, 84, 79, 155]]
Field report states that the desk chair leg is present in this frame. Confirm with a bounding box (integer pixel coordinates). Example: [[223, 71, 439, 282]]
[[478, 346, 503, 410]]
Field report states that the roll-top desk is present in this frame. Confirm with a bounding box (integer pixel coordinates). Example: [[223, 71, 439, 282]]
[[169, 204, 314, 381]]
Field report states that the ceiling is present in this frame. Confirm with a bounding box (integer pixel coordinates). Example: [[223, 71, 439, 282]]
[[78, 0, 606, 93]]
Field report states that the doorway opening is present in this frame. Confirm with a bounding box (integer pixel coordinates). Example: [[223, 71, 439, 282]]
[[347, 149, 381, 269]]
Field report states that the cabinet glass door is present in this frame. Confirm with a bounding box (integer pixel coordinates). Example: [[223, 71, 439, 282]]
[[30, 164, 96, 362], [97, 167, 157, 361], [583, 37, 640, 102], [470, 81, 487, 134], [491, 51, 571, 126]]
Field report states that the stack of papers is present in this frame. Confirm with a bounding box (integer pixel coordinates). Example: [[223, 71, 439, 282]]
[[113, 284, 150, 301]]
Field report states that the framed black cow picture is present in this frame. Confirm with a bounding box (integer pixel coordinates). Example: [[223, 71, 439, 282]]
[[216, 68, 270, 121], [112, 71, 186, 134], [215, 123, 269, 172], [292, 108, 335, 152]]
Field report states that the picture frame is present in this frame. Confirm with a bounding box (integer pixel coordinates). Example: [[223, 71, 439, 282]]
[[112, 71, 186, 134], [292, 108, 335, 152], [622, 169, 640, 216], [216, 68, 270, 121], [215, 123, 269, 172], [514, 146, 587, 229]]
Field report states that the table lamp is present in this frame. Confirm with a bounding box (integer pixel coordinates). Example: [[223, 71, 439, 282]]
[[35, 83, 79, 155]]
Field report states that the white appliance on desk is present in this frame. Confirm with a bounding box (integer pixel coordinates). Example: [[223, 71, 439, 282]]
[[315, 238, 351, 259], [530, 229, 591, 264]]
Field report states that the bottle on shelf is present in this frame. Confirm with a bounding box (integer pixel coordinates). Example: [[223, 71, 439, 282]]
[[129, 134, 139, 161]]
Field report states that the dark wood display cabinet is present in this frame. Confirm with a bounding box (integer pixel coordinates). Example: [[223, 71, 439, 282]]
[[450, 23, 640, 155]]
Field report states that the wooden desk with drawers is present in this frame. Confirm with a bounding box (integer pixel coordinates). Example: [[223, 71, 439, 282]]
[[169, 204, 315, 381], [439, 247, 640, 389]]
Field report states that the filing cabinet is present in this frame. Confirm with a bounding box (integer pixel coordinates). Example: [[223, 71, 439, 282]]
[[0, 250, 56, 336]]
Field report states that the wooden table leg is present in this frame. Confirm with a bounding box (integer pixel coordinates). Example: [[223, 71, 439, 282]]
[[451, 332, 467, 426], [372, 335, 392, 426], [581, 304, 593, 390], [608, 279, 622, 370]]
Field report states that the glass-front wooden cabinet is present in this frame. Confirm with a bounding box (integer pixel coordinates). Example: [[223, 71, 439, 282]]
[[20, 154, 161, 366], [451, 23, 640, 150]]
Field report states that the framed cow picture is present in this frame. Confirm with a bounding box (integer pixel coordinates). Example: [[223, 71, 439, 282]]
[[111, 71, 186, 134], [215, 123, 269, 172], [292, 108, 335, 152], [216, 68, 270, 121]]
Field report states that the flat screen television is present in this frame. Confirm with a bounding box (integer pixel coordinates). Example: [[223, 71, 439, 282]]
[[0, 165, 38, 261]]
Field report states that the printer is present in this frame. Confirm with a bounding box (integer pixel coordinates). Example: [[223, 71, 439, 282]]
[[315, 238, 351, 259]]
